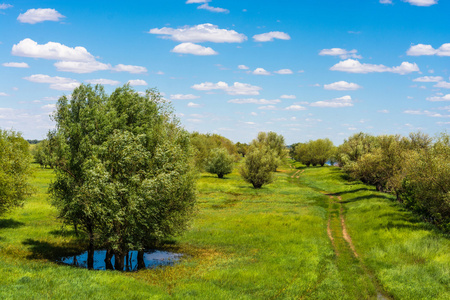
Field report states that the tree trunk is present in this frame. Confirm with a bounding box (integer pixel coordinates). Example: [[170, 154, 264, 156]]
[[137, 250, 145, 270], [218, 173, 224, 178], [87, 227, 94, 270], [105, 249, 113, 270], [114, 251, 125, 271]]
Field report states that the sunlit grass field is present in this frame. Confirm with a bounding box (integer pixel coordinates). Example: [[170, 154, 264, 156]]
[[0, 163, 448, 299]]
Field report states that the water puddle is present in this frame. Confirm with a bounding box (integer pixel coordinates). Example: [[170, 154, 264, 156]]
[[58, 249, 182, 271]]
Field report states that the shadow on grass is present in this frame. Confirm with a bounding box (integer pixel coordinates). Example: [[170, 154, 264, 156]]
[[49, 229, 80, 238], [0, 218, 25, 229], [340, 194, 391, 204], [335, 188, 374, 196], [23, 238, 85, 261]]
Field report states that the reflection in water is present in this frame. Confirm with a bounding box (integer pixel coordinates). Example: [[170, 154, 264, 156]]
[[58, 249, 182, 271]]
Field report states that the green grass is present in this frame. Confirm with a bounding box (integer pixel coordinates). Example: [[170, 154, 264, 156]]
[[0, 162, 449, 299]]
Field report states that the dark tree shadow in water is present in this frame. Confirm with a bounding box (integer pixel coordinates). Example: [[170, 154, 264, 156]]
[[0, 218, 25, 229]]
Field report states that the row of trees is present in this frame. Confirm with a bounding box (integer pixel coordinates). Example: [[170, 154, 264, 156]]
[[337, 132, 450, 231]]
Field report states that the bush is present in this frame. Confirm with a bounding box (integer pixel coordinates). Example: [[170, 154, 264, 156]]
[[0, 130, 33, 216], [205, 148, 234, 178], [240, 145, 275, 188]]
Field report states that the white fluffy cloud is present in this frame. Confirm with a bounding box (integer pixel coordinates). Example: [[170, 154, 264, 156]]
[[404, 109, 448, 117], [404, 0, 437, 6], [285, 105, 306, 111], [12, 38, 95, 62], [323, 81, 362, 90], [85, 79, 120, 85], [258, 105, 277, 110], [17, 8, 65, 24], [280, 95, 296, 99], [330, 59, 419, 74], [238, 64, 249, 70], [127, 79, 147, 86], [434, 82, 450, 89], [170, 94, 200, 100], [379, 0, 392, 4], [112, 64, 147, 74], [198, 3, 229, 13], [149, 23, 247, 43], [319, 48, 362, 59], [253, 31, 290, 42], [0, 92, 9, 96], [187, 102, 201, 107], [407, 43, 450, 56], [253, 68, 271, 75], [0, 4, 13, 9], [54, 61, 111, 73], [426, 94, 450, 102], [186, 0, 210, 3], [23, 74, 80, 90], [2, 62, 29, 68], [171, 42, 218, 55], [310, 95, 353, 108], [274, 69, 293, 74], [413, 76, 443, 82], [192, 81, 262, 95], [228, 98, 280, 104]]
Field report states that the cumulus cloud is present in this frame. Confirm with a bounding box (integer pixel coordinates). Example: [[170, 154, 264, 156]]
[[426, 94, 450, 102], [12, 38, 95, 62], [187, 102, 201, 107], [54, 61, 111, 73], [238, 64, 249, 70], [192, 81, 262, 95], [319, 48, 362, 59], [253, 68, 271, 75], [186, 0, 210, 3], [285, 105, 306, 111], [413, 76, 443, 82], [23, 74, 80, 90], [258, 105, 277, 110], [253, 31, 290, 42], [0, 4, 13, 9], [323, 81, 362, 90], [198, 3, 229, 13], [434, 81, 450, 88], [127, 79, 147, 86], [330, 59, 419, 74], [0, 92, 9, 96], [280, 95, 296, 99], [404, 0, 438, 6], [112, 64, 147, 74], [2, 62, 29, 68], [380, 0, 393, 4], [17, 8, 65, 24], [171, 42, 218, 55], [85, 79, 120, 85], [170, 94, 200, 100], [378, 109, 390, 113], [407, 43, 450, 56], [149, 23, 247, 43], [227, 98, 280, 104], [274, 69, 293, 74], [310, 95, 353, 108]]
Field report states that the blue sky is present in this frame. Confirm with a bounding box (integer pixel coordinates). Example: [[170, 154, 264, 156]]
[[1, 0, 449, 144]]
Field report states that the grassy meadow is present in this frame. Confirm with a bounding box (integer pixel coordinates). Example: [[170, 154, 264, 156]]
[[0, 162, 449, 299]]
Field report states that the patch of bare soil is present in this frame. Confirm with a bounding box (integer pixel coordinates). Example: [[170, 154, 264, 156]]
[[340, 206, 358, 258]]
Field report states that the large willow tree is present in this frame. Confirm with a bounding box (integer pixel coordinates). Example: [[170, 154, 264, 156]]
[[49, 84, 196, 270]]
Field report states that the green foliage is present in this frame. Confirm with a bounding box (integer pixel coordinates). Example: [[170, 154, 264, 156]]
[[239, 144, 274, 188], [235, 141, 249, 157], [402, 132, 450, 230], [293, 138, 335, 166], [336, 132, 378, 166], [190, 132, 237, 171], [205, 148, 234, 178], [0, 130, 33, 215], [252, 131, 287, 171], [49, 84, 196, 266], [32, 139, 54, 168]]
